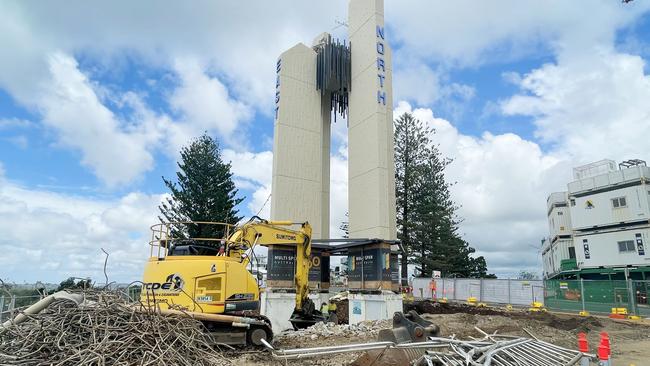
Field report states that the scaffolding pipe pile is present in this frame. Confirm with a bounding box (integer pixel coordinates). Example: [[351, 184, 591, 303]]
[[0, 289, 230, 366]]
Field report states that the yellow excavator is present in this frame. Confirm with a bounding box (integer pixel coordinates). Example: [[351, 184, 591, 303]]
[[141, 216, 326, 346]]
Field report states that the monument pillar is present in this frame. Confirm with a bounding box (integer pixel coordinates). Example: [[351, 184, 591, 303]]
[[348, 0, 397, 240], [270, 42, 331, 239], [271, 0, 396, 241]]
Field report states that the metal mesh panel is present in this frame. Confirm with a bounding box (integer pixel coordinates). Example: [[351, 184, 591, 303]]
[[544, 279, 641, 315], [410, 278, 542, 306]]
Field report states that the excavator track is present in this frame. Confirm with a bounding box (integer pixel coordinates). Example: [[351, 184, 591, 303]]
[[202, 314, 273, 347]]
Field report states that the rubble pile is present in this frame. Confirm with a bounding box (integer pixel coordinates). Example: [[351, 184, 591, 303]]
[[0, 290, 229, 366], [329, 292, 349, 324], [278, 319, 391, 340]]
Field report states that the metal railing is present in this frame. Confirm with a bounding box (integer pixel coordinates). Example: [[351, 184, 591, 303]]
[[148, 221, 235, 258]]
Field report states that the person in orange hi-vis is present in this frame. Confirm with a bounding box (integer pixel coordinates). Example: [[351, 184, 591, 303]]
[[429, 279, 437, 299]]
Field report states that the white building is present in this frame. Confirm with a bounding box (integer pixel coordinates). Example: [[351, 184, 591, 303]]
[[542, 192, 574, 277], [543, 159, 650, 280]]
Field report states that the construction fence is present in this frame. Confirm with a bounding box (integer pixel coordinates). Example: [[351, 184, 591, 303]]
[[411, 278, 544, 306], [0, 295, 44, 322], [411, 277, 650, 317], [544, 279, 650, 317]]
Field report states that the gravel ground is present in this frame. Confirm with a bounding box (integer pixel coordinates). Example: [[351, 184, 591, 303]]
[[225, 301, 650, 365]]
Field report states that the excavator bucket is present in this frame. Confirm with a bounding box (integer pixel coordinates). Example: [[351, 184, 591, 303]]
[[288, 311, 328, 330], [377, 311, 440, 343], [288, 297, 328, 330]]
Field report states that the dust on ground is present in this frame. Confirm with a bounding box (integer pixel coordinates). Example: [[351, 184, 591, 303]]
[[229, 301, 650, 365]]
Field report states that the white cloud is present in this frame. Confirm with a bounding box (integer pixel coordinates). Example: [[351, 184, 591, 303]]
[[0, 118, 33, 129], [502, 49, 650, 164], [329, 151, 349, 238], [38, 53, 155, 186], [221, 149, 274, 218], [169, 58, 252, 146], [1, 0, 647, 189], [0, 170, 165, 283], [222, 150, 273, 188], [0, 1, 348, 114], [387, 0, 649, 66], [393, 63, 474, 108], [3, 135, 28, 149], [393, 63, 475, 123], [249, 184, 272, 219], [1, 0, 328, 186], [1, 51, 257, 187]]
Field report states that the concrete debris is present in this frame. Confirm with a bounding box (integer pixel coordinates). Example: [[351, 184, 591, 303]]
[[278, 319, 391, 340], [329, 292, 349, 324], [265, 326, 594, 365]]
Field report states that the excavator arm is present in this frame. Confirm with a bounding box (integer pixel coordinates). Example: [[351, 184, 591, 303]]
[[227, 217, 316, 318]]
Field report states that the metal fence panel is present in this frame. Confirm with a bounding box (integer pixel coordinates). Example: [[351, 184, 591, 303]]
[[481, 279, 509, 304], [543, 279, 647, 316], [441, 279, 456, 300], [410, 278, 542, 306], [634, 280, 650, 317], [411, 277, 649, 316]]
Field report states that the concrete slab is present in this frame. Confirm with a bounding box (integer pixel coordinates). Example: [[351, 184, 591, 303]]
[[260, 291, 331, 333], [348, 291, 402, 325]]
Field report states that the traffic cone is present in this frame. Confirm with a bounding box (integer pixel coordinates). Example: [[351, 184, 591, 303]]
[[577, 332, 590, 366], [599, 332, 611, 366], [601, 332, 611, 356]]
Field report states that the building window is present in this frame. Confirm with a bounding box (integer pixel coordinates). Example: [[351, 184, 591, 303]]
[[570, 199, 576, 206], [611, 196, 627, 208], [557, 211, 563, 216], [568, 246, 576, 259], [618, 240, 635, 253]]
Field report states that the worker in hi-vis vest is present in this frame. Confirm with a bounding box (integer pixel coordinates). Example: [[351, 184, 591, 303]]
[[429, 279, 437, 299]]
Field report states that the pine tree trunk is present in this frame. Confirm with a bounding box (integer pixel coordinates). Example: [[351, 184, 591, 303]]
[[400, 252, 408, 286], [400, 192, 409, 285]]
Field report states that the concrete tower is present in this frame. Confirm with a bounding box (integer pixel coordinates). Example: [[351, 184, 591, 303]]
[[347, 0, 396, 240], [270, 36, 331, 240], [271, 0, 396, 241]]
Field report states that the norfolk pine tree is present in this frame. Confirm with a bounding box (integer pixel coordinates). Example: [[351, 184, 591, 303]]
[[394, 112, 433, 284], [394, 112, 493, 279], [159, 133, 243, 240]]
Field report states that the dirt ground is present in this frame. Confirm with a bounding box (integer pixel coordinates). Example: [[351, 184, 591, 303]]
[[228, 301, 650, 365]]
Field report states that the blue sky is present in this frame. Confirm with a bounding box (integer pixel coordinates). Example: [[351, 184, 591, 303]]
[[2, 0, 650, 283]]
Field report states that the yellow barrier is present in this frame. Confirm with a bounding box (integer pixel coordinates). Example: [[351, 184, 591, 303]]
[[529, 301, 546, 312], [610, 307, 628, 315]]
